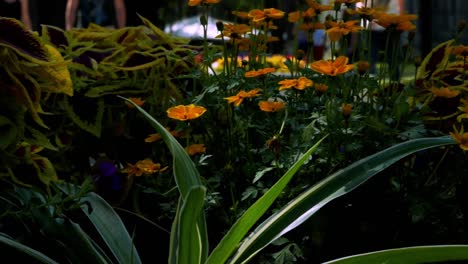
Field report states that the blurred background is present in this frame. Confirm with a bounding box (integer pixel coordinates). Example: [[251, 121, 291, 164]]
[[1, 0, 467, 57]]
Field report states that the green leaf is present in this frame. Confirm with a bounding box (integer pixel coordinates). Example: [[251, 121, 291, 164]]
[[0, 116, 18, 149], [34, 210, 108, 264], [416, 40, 454, 80], [169, 197, 183, 264], [206, 136, 326, 264], [323, 245, 468, 264], [0, 17, 48, 62], [229, 136, 455, 264], [24, 125, 58, 151], [82, 192, 142, 264], [31, 156, 59, 185], [62, 96, 104, 137], [253, 167, 274, 183], [0, 233, 60, 264], [119, 96, 202, 198], [177, 186, 207, 264], [84, 80, 146, 98], [120, 96, 209, 262]]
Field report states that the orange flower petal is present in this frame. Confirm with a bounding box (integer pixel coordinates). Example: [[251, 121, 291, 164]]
[[167, 104, 207, 121]]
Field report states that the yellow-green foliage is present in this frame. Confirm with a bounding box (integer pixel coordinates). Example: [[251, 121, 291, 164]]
[[0, 15, 200, 186]]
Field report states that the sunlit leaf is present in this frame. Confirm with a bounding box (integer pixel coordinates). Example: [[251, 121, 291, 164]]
[[40, 44, 73, 96], [323, 245, 468, 264]]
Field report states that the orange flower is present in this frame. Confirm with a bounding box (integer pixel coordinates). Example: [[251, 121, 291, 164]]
[[136, 159, 167, 174], [264, 8, 285, 19], [335, 0, 362, 5], [356, 60, 370, 75], [145, 133, 162, 143], [248, 8, 285, 22], [296, 77, 314, 90], [186, 144, 206, 156], [310, 56, 355, 76], [121, 163, 141, 177], [341, 103, 352, 117], [457, 98, 468, 122], [278, 79, 297, 90], [326, 20, 362, 42], [188, 0, 221, 6], [167, 104, 207, 121], [430, 87, 460, 98], [450, 125, 468, 151], [122, 159, 168, 176], [259, 100, 286, 112], [217, 23, 250, 38], [314, 83, 329, 93], [300, 22, 326, 31], [306, 0, 333, 13], [288, 11, 302, 23], [451, 45, 468, 59], [232, 10, 249, 20], [350, 7, 377, 21], [145, 127, 180, 143], [225, 88, 261, 106], [374, 12, 418, 32], [125, 97, 145, 108], [278, 77, 313, 91], [288, 8, 318, 23], [245, 67, 276, 78]]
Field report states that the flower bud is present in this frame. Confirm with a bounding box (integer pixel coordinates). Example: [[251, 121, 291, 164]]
[[216, 21, 224, 31], [314, 83, 329, 94], [413, 56, 422, 68], [457, 19, 466, 34], [295, 49, 305, 61], [200, 15, 208, 26], [408, 31, 416, 41], [341, 103, 352, 118], [356, 60, 370, 75]]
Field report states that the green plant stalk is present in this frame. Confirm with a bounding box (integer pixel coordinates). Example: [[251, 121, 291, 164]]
[[228, 136, 455, 264], [177, 186, 207, 264], [399, 38, 414, 84], [219, 32, 230, 77], [306, 29, 315, 66], [120, 96, 209, 263], [206, 135, 327, 264]]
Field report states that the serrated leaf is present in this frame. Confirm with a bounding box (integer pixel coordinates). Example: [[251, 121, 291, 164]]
[[0, 17, 48, 62], [62, 96, 104, 137], [31, 156, 59, 185], [416, 40, 454, 80], [24, 126, 57, 151], [40, 44, 73, 96]]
